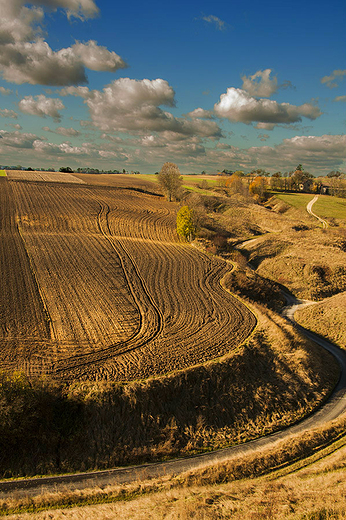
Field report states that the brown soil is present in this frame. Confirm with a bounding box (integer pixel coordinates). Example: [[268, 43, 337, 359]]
[[0, 178, 51, 371], [2, 178, 256, 382], [74, 173, 159, 193]]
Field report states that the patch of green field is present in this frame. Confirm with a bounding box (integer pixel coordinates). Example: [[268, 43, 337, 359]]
[[0, 170, 7, 177], [274, 192, 346, 220], [138, 173, 219, 193], [274, 192, 316, 211], [137, 173, 158, 183], [181, 175, 218, 186], [182, 184, 210, 195], [313, 194, 346, 220]]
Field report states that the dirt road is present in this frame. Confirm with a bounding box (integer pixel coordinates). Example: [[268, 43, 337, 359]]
[[307, 195, 328, 228]]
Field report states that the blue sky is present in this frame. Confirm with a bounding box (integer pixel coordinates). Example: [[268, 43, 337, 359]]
[[0, 0, 345, 175]]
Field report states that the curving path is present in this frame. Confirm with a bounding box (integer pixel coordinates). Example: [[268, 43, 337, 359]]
[[1, 297, 346, 497], [307, 195, 328, 228]]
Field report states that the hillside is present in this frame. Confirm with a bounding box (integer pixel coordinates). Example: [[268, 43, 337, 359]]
[[295, 292, 346, 349], [0, 173, 340, 481]]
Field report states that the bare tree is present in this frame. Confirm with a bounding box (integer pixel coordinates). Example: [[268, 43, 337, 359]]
[[158, 162, 182, 202]]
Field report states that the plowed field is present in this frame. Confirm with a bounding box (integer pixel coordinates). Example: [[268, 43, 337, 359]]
[[1, 177, 256, 382]]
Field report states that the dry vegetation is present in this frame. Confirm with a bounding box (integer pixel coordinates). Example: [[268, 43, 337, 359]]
[[295, 292, 346, 349], [188, 190, 346, 301], [3, 415, 346, 519], [0, 302, 338, 478], [222, 254, 286, 311], [243, 229, 346, 300]]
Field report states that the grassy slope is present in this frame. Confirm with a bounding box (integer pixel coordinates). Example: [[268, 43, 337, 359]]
[[314, 194, 346, 220], [0, 304, 339, 478], [187, 190, 346, 300], [244, 229, 346, 300], [295, 292, 346, 349], [274, 191, 346, 221], [275, 192, 316, 211], [4, 416, 346, 518]]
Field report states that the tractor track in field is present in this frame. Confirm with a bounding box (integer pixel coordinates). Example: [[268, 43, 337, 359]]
[[97, 200, 164, 342], [53, 200, 164, 377], [2, 179, 257, 382]]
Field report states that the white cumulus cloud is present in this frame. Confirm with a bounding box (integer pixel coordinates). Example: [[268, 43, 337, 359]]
[[241, 69, 278, 97], [241, 69, 294, 98], [71, 41, 126, 73], [0, 129, 42, 148], [19, 94, 65, 121], [214, 88, 321, 126], [84, 78, 223, 138], [186, 108, 214, 119], [0, 108, 18, 118], [0, 0, 126, 86]]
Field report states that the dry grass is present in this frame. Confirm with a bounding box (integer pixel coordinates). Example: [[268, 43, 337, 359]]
[[222, 258, 286, 311], [3, 416, 346, 519], [241, 228, 346, 300], [0, 302, 338, 478], [295, 292, 346, 349], [191, 192, 345, 301]]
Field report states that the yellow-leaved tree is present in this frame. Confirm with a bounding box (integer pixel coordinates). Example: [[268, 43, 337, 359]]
[[176, 206, 196, 242]]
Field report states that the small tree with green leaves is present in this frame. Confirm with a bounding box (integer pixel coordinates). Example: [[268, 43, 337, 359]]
[[158, 162, 182, 202], [176, 206, 196, 242]]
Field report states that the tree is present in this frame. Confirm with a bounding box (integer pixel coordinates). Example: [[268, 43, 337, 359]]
[[249, 176, 268, 201], [327, 170, 342, 178], [176, 206, 196, 241], [228, 173, 246, 195], [271, 171, 283, 191], [59, 166, 73, 173], [291, 167, 314, 192], [158, 162, 182, 202]]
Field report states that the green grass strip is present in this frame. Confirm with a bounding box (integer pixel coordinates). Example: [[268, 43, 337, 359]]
[[313, 194, 346, 220], [0, 170, 7, 176]]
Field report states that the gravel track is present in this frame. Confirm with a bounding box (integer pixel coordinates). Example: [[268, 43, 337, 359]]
[[306, 195, 328, 228]]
